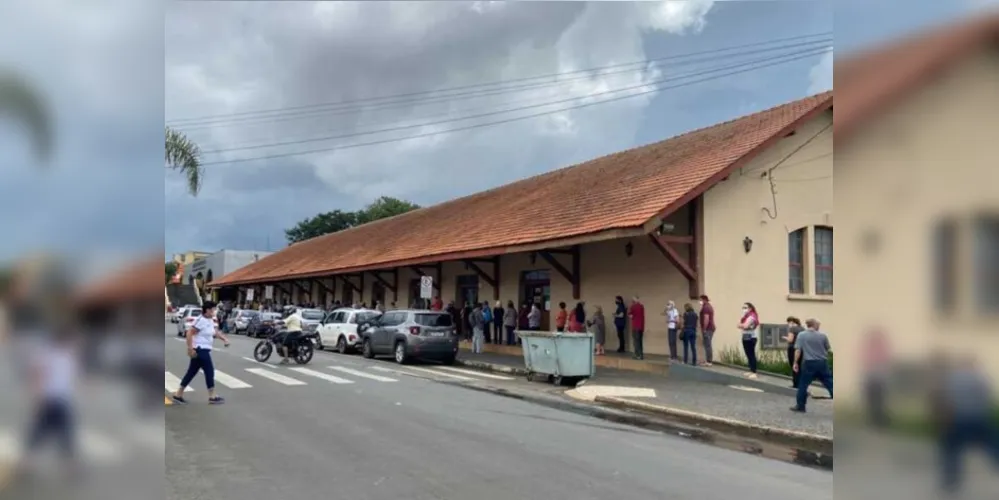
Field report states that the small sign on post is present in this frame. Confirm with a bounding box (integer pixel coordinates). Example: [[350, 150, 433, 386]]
[[264, 285, 274, 299], [419, 276, 433, 299], [246, 288, 255, 302]]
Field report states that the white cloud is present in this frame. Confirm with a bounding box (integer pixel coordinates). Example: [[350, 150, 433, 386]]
[[807, 48, 833, 94], [164, 1, 718, 253]]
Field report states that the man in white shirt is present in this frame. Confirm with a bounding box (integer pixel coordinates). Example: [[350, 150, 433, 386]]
[[280, 309, 304, 364]]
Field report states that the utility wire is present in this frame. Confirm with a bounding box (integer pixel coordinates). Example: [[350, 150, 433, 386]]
[[201, 47, 826, 166], [168, 32, 831, 127], [179, 38, 831, 132], [200, 45, 828, 155]]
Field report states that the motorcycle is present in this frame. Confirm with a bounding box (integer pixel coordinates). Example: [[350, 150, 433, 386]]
[[253, 330, 316, 364]]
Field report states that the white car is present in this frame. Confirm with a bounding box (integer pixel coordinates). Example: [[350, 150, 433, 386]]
[[175, 308, 219, 336], [171, 305, 199, 323], [318, 308, 382, 354]]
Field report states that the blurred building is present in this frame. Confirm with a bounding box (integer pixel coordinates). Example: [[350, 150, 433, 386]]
[[189, 249, 272, 300], [169, 250, 210, 285], [835, 13, 999, 403]]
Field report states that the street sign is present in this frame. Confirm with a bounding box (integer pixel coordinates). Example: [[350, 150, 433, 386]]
[[264, 285, 273, 299], [246, 288, 255, 301], [419, 276, 433, 299]]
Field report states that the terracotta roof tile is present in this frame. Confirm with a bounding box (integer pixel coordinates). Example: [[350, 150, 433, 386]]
[[76, 256, 165, 307], [835, 12, 999, 141], [214, 92, 833, 286]]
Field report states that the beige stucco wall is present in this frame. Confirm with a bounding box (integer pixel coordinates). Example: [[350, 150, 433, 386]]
[[834, 47, 999, 403], [701, 110, 834, 357]]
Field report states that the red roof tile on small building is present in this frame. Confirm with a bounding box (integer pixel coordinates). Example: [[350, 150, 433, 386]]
[[835, 12, 999, 142], [213, 91, 833, 287]]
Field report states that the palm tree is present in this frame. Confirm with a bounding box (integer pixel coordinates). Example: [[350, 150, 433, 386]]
[[165, 126, 203, 196], [0, 71, 52, 163]]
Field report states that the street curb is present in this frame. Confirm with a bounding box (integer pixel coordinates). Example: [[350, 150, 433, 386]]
[[451, 382, 832, 468], [455, 358, 529, 377], [593, 395, 832, 451]]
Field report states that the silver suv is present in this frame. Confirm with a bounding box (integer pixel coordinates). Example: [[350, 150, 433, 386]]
[[360, 309, 457, 365]]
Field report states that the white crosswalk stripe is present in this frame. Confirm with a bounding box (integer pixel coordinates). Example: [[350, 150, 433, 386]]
[[164, 371, 193, 392], [245, 368, 307, 386], [288, 367, 353, 384], [385, 365, 475, 381], [213, 370, 253, 389], [434, 366, 515, 380], [0, 427, 126, 464], [328, 366, 397, 382]]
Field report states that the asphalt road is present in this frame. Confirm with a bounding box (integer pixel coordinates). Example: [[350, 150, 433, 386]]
[[161, 324, 831, 500]]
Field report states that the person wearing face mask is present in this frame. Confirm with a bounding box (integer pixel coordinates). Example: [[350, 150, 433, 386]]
[[739, 302, 760, 379], [698, 295, 715, 366], [613, 296, 627, 353], [662, 301, 679, 361]]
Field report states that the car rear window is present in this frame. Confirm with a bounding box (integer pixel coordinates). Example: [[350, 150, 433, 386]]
[[189, 309, 202, 317], [414, 313, 452, 327], [301, 310, 324, 320]]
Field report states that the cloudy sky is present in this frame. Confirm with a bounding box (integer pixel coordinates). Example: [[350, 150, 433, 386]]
[[165, 0, 838, 257], [0, 0, 991, 270]]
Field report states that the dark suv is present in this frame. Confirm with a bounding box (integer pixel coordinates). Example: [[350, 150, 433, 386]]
[[360, 309, 457, 364]]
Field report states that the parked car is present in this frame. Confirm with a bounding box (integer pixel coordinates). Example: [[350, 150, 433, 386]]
[[230, 309, 260, 334], [359, 309, 457, 365], [175, 308, 202, 336], [248, 312, 283, 339], [175, 307, 219, 336], [171, 305, 198, 323], [317, 308, 381, 353], [297, 308, 325, 334]]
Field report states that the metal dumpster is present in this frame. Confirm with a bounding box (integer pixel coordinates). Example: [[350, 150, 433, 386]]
[[517, 330, 595, 386]]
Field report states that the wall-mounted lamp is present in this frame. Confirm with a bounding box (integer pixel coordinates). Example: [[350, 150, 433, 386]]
[[624, 241, 634, 257], [742, 237, 753, 254], [529, 252, 537, 265]]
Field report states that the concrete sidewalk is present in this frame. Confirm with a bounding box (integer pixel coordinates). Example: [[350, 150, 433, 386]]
[[455, 349, 833, 445]]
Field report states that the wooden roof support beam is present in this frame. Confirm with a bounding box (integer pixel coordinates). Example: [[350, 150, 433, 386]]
[[369, 269, 399, 303], [537, 246, 581, 300], [314, 278, 335, 296], [646, 195, 703, 298], [340, 274, 363, 294], [463, 257, 500, 300]]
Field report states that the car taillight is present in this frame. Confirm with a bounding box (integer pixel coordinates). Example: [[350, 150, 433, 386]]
[[409, 326, 421, 336]]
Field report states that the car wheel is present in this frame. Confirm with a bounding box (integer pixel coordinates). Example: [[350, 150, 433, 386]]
[[362, 338, 374, 359], [337, 336, 348, 355], [394, 342, 409, 365], [441, 354, 456, 366]]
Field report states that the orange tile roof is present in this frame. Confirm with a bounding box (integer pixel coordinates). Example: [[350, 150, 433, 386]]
[[213, 92, 833, 287], [76, 255, 165, 307], [835, 12, 999, 141]]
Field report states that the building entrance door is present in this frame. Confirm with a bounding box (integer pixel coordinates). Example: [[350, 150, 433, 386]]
[[371, 281, 386, 308], [455, 275, 479, 309], [520, 270, 551, 331]]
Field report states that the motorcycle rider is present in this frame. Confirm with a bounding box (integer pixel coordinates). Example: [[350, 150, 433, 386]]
[[279, 307, 304, 364]]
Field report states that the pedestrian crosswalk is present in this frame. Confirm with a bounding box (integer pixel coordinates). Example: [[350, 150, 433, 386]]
[[164, 361, 513, 393], [0, 422, 163, 466]]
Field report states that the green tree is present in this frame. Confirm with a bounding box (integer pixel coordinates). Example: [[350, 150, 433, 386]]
[[165, 261, 179, 284], [0, 71, 52, 163], [356, 196, 422, 224], [165, 126, 202, 196], [284, 196, 420, 244]]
